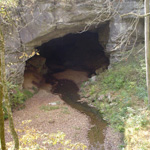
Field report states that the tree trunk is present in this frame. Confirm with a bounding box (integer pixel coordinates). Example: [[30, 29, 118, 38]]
[[145, 0, 150, 105], [0, 28, 19, 150], [0, 32, 6, 150]]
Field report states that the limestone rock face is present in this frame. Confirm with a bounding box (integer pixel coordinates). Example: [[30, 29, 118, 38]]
[[4, 0, 144, 85]]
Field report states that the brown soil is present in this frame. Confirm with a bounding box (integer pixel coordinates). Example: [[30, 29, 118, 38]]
[[5, 69, 90, 148], [52, 69, 89, 86], [5, 68, 123, 150]]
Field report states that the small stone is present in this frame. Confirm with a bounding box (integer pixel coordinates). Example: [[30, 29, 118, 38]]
[[49, 102, 57, 106], [90, 76, 96, 82]]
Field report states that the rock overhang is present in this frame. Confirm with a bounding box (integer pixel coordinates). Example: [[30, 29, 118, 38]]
[[4, 0, 144, 85]]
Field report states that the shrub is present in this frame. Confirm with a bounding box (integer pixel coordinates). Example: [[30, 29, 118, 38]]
[[3, 84, 35, 119]]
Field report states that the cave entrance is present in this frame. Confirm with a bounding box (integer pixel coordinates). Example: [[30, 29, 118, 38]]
[[23, 31, 109, 90], [23, 31, 109, 149], [39, 31, 109, 75]]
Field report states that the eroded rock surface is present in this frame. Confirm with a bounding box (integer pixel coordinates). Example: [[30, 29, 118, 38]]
[[4, 0, 144, 85]]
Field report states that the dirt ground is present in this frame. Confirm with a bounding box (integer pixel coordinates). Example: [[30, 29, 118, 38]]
[[5, 69, 90, 149], [104, 127, 124, 150], [5, 69, 123, 150]]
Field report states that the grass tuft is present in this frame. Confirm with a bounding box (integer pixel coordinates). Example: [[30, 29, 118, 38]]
[[40, 105, 60, 111]]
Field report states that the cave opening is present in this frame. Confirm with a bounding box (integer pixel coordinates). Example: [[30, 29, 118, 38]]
[[22, 30, 109, 149], [23, 31, 109, 90], [39, 31, 109, 74]]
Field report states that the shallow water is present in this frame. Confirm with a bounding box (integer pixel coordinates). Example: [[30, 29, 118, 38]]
[[52, 79, 107, 150]]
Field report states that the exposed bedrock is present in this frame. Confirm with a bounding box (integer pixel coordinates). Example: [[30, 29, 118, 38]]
[[4, 0, 144, 85]]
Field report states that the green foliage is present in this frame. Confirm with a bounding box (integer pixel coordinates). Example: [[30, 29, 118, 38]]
[[24, 89, 35, 98], [3, 83, 35, 120], [136, 86, 148, 103], [2, 103, 8, 120], [80, 53, 150, 149], [97, 92, 133, 132], [10, 88, 34, 109], [101, 68, 127, 90], [10, 88, 26, 107], [40, 105, 60, 111]]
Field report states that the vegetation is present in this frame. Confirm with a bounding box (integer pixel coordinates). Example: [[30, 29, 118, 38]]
[[61, 106, 70, 114], [3, 84, 36, 120], [80, 52, 150, 149], [40, 105, 60, 111], [6, 120, 87, 150], [40, 105, 71, 115]]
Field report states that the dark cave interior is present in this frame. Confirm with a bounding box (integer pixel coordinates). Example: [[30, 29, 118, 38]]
[[23, 31, 110, 90], [37, 31, 109, 75]]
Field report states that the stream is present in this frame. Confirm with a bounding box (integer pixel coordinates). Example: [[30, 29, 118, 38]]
[[52, 79, 107, 150]]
